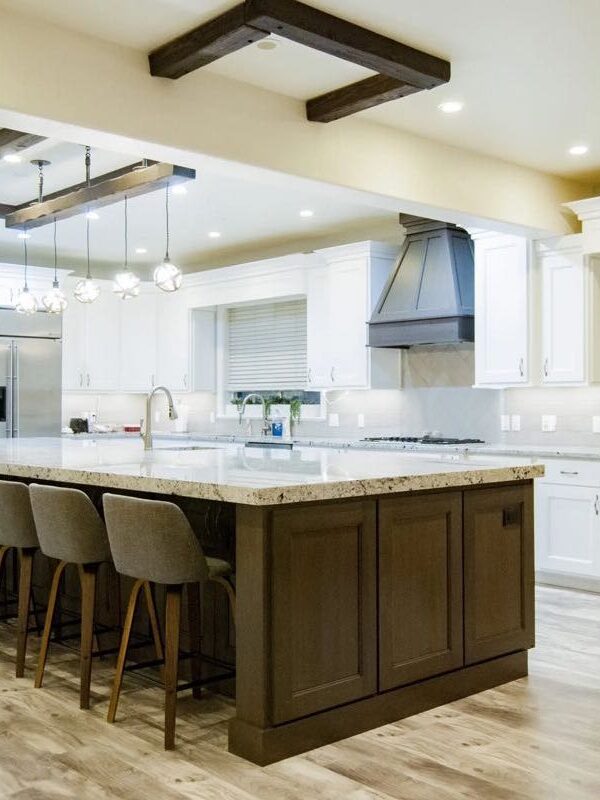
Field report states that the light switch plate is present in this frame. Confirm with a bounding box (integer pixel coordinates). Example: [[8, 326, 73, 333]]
[[541, 414, 557, 432], [500, 415, 511, 432], [510, 415, 521, 431], [593, 416, 600, 433], [357, 413, 365, 428], [328, 413, 340, 428]]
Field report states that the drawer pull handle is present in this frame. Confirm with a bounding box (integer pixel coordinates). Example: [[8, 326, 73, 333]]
[[519, 357, 524, 377], [559, 470, 579, 475], [595, 495, 599, 516], [544, 358, 549, 378]]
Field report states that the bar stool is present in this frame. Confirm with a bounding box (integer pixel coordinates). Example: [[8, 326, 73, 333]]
[[0, 480, 40, 677], [103, 493, 236, 750], [29, 483, 112, 709]]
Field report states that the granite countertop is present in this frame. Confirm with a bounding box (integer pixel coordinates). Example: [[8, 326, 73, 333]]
[[0, 437, 542, 506]]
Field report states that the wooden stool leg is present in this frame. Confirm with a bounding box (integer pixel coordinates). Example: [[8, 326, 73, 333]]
[[79, 564, 98, 710], [107, 578, 144, 724], [209, 576, 237, 623], [15, 549, 35, 678], [186, 582, 203, 699], [35, 560, 68, 689], [164, 585, 182, 750], [143, 581, 164, 663]]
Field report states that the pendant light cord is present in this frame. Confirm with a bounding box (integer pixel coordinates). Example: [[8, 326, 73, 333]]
[[165, 184, 170, 261], [86, 216, 92, 280], [23, 235, 28, 289], [124, 196, 128, 270], [53, 218, 59, 284]]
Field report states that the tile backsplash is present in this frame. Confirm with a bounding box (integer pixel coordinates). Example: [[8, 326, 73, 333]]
[[501, 387, 600, 446]]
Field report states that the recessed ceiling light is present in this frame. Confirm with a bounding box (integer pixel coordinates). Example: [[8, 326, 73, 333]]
[[568, 144, 589, 156], [135, 247, 148, 254], [438, 100, 464, 114], [17, 232, 31, 239], [172, 184, 188, 195], [257, 40, 278, 50], [85, 210, 100, 220], [208, 231, 222, 239], [2, 153, 22, 164], [299, 209, 314, 218]]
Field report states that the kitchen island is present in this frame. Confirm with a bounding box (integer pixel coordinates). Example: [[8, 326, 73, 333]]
[[0, 438, 543, 764]]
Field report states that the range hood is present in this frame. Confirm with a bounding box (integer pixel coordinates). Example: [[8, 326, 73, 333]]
[[368, 216, 474, 348]]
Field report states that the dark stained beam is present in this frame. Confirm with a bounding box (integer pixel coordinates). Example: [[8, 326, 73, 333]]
[[4, 162, 195, 230], [0, 203, 16, 218], [149, 3, 269, 79], [307, 75, 421, 123], [0, 129, 45, 159], [244, 0, 450, 89]]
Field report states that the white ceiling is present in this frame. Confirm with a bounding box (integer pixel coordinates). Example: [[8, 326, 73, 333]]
[[0, 139, 398, 274], [1, 0, 600, 182]]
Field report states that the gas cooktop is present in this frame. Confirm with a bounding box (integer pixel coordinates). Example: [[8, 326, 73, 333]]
[[362, 436, 485, 445]]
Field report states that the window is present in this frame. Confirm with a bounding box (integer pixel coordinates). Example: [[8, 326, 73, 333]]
[[226, 299, 307, 391]]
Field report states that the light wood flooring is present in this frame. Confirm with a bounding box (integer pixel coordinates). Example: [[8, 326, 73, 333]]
[[0, 585, 599, 799]]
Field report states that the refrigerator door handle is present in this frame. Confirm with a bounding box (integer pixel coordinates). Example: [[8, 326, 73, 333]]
[[5, 342, 13, 438], [12, 341, 19, 438]]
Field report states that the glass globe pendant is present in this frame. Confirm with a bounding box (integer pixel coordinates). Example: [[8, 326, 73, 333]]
[[15, 235, 38, 315], [113, 196, 140, 300], [42, 220, 68, 314], [154, 184, 182, 292], [74, 216, 101, 304]]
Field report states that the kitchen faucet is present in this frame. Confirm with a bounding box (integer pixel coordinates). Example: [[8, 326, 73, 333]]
[[142, 386, 178, 450], [238, 393, 271, 437]]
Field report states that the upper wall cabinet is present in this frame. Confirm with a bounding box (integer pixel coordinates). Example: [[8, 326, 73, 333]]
[[119, 289, 158, 392], [156, 290, 191, 392], [473, 232, 530, 387], [307, 243, 401, 390]]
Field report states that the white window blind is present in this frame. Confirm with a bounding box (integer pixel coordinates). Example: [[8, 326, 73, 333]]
[[226, 299, 307, 390]]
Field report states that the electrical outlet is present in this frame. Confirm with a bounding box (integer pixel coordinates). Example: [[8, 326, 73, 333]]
[[541, 414, 557, 432], [593, 416, 600, 433], [357, 413, 365, 429], [510, 415, 521, 431], [500, 415, 510, 432], [328, 413, 340, 428]]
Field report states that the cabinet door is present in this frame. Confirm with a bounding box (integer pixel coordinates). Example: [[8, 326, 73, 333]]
[[119, 291, 157, 392], [84, 286, 120, 391], [378, 493, 463, 690], [62, 293, 87, 391], [271, 501, 376, 723], [157, 291, 191, 392], [535, 483, 600, 576], [306, 267, 332, 388], [474, 234, 529, 385], [328, 260, 369, 388], [464, 485, 535, 664], [541, 256, 586, 383]]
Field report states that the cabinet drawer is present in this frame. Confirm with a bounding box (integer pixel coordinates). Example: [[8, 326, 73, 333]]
[[541, 459, 600, 486]]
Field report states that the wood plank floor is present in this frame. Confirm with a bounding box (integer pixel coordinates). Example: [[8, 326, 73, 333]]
[[0, 585, 598, 799]]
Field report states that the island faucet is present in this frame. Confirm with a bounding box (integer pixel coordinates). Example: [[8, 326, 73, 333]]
[[142, 386, 178, 450], [238, 393, 271, 437]]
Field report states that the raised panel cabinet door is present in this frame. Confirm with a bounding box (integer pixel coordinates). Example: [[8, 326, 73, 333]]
[[474, 234, 529, 385], [535, 483, 600, 577], [271, 500, 377, 723], [541, 256, 586, 384], [378, 492, 464, 691], [464, 484, 535, 665]]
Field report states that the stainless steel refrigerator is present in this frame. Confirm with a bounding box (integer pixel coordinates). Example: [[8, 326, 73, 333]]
[[0, 307, 62, 438]]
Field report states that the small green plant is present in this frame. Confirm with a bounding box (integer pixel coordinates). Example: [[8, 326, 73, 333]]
[[289, 397, 302, 425]]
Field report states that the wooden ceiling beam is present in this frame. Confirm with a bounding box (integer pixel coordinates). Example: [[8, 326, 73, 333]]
[[0, 129, 45, 159], [4, 162, 195, 230], [307, 75, 421, 123]]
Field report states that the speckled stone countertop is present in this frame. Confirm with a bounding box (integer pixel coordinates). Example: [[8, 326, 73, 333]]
[[0, 437, 543, 506]]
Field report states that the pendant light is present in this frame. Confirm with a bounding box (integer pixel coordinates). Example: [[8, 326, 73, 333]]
[[153, 184, 182, 292], [113, 196, 140, 299], [74, 216, 101, 304], [42, 219, 68, 314], [14, 234, 38, 315]]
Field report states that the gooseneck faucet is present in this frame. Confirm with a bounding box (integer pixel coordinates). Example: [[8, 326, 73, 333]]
[[238, 393, 271, 437], [142, 386, 178, 450]]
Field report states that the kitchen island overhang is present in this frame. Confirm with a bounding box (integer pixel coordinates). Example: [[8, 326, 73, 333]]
[[0, 439, 543, 764]]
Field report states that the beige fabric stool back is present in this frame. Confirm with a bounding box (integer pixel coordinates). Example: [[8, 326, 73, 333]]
[[29, 484, 110, 564]]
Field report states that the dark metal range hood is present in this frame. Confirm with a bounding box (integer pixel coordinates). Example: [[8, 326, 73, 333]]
[[368, 215, 474, 348]]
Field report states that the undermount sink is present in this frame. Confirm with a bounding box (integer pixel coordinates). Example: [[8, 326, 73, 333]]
[[156, 445, 223, 452], [245, 440, 294, 450]]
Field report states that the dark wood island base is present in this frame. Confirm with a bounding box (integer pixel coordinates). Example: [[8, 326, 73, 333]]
[[232, 482, 534, 764]]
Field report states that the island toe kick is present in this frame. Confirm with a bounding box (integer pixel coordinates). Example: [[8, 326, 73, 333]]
[[230, 481, 535, 765]]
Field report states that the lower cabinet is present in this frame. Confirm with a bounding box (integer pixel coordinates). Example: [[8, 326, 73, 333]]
[[270, 501, 377, 724], [463, 485, 535, 664], [378, 492, 464, 690]]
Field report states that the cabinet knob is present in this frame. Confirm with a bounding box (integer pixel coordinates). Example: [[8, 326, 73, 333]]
[[519, 358, 524, 377], [595, 495, 599, 516], [330, 366, 336, 382], [543, 358, 549, 378]]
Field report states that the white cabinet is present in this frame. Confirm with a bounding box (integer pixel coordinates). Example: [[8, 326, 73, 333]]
[[119, 291, 157, 392], [191, 308, 216, 392], [536, 482, 600, 577], [156, 291, 191, 392], [473, 232, 529, 386], [62, 291, 87, 391], [306, 243, 401, 390]]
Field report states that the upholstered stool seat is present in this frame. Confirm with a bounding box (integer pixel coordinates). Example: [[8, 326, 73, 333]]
[[103, 493, 236, 750], [0, 480, 40, 677], [29, 483, 113, 709]]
